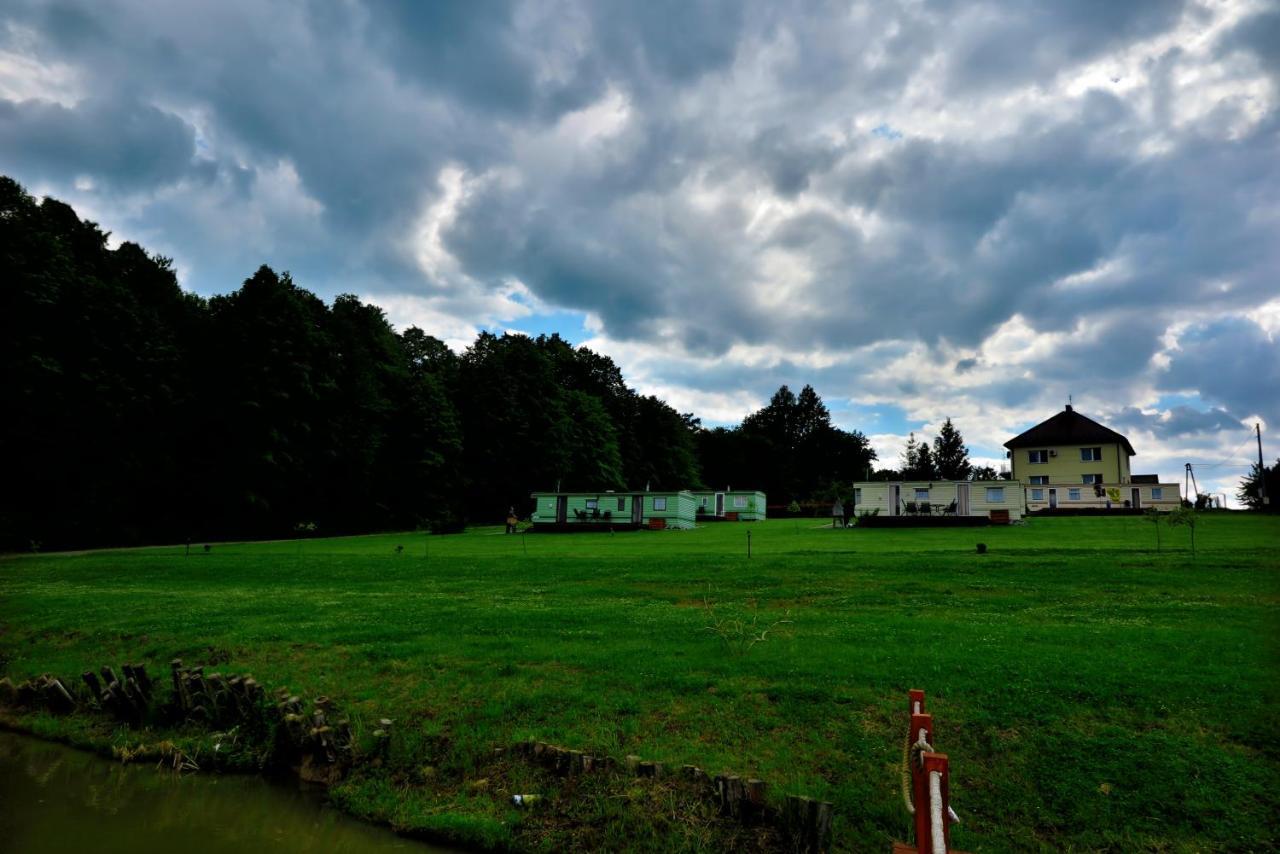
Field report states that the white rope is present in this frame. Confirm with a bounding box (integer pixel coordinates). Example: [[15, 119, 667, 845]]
[[929, 770, 946, 854]]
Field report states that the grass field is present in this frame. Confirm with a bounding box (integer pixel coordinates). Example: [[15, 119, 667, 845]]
[[2, 515, 1278, 851]]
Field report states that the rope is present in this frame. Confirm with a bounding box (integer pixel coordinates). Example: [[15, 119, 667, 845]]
[[929, 770, 945, 854], [901, 728, 935, 815]]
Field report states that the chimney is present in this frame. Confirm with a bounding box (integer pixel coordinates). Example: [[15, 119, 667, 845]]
[[1065, 404, 1073, 412]]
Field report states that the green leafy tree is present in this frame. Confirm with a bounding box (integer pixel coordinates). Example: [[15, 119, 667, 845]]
[[1237, 459, 1278, 512]]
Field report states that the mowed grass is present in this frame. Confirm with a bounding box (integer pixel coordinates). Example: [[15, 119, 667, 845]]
[[2, 515, 1278, 851]]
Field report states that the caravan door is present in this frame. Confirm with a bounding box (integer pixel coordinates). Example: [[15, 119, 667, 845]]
[[956, 482, 970, 516], [889, 483, 901, 516], [715, 493, 725, 516], [632, 496, 644, 525], [556, 495, 568, 523]]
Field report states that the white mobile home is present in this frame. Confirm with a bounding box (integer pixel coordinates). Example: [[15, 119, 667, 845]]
[[850, 481, 1026, 522]]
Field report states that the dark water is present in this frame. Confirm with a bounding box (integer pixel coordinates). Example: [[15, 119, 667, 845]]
[[0, 730, 452, 853]]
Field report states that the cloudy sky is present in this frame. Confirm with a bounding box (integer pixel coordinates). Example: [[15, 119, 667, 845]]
[[3, 0, 1277, 501]]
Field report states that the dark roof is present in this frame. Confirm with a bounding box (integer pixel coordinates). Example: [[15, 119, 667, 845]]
[[1004, 405, 1137, 456], [1130, 474, 1159, 483]]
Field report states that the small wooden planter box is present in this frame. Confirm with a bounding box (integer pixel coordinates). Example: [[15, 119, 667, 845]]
[[989, 509, 1011, 525], [724, 512, 739, 521], [648, 518, 667, 530]]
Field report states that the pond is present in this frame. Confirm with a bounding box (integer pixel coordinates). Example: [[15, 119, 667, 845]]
[[0, 730, 454, 853]]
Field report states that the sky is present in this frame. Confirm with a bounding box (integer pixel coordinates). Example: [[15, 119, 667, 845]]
[[2, 0, 1277, 503]]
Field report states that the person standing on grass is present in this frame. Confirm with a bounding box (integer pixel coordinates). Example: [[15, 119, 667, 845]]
[[506, 507, 518, 534]]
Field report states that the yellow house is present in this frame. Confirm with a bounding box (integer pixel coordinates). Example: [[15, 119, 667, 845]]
[[1005, 405, 1181, 511]]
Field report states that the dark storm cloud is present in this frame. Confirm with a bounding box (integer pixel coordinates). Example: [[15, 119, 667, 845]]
[[0, 95, 197, 190], [1110, 405, 1243, 438], [1158, 317, 1280, 426]]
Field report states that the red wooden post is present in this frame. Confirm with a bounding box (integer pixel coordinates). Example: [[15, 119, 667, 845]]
[[910, 712, 934, 850], [923, 752, 951, 853], [909, 689, 925, 716]]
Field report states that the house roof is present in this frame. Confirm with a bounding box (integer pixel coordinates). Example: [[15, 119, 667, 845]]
[[1003, 405, 1137, 456]]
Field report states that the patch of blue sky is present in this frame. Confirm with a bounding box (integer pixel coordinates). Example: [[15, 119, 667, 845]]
[[492, 308, 593, 344]]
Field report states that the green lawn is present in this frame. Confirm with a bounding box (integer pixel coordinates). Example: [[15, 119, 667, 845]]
[[2, 515, 1278, 851]]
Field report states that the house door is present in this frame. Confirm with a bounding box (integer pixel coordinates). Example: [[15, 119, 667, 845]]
[[889, 483, 901, 516], [1131, 488, 1141, 509], [956, 483, 970, 516], [556, 495, 568, 523], [715, 493, 725, 516], [1048, 488, 1058, 509], [631, 496, 643, 525]]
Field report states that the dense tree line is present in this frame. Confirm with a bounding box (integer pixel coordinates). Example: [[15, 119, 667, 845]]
[[1237, 459, 1279, 511], [698, 385, 877, 506], [1, 177, 888, 548]]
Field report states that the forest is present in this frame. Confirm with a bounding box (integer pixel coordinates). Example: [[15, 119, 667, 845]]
[[1, 176, 881, 549]]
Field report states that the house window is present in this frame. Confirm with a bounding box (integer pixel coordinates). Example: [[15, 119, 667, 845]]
[[585, 499, 598, 509], [1151, 488, 1163, 500], [1029, 476, 1049, 485], [1080, 447, 1102, 461], [733, 496, 747, 508], [1082, 474, 1103, 485], [1030, 488, 1044, 501], [1068, 488, 1081, 501], [985, 487, 1004, 502], [853, 488, 861, 505], [914, 488, 929, 501], [617, 497, 626, 510], [1028, 450, 1049, 464], [653, 497, 667, 511]]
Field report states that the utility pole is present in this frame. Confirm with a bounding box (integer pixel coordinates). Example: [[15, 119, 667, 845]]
[[1258, 423, 1269, 506]]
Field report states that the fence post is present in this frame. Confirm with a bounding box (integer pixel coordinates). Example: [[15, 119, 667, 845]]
[[910, 711, 934, 850], [923, 752, 951, 854]]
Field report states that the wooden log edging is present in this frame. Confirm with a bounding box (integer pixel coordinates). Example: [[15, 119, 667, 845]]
[[505, 738, 833, 850], [1, 659, 386, 786]]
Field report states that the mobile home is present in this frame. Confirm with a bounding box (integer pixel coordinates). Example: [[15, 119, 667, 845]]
[[529, 490, 698, 530], [690, 490, 767, 521], [850, 480, 1026, 522]]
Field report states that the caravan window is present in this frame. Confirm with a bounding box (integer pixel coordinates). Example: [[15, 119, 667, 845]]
[[853, 488, 861, 505], [617, 497, 626, 510], [653, 497, 667, 510], [1151, 488, 1163, 500], [1030, 489, 1044, 501], [733, 496, 747, 508], [585, 499, 598, 509], [914, 488, 929, 501], [1068, 488, 1081, 501], [985, 487, 1004, 502]]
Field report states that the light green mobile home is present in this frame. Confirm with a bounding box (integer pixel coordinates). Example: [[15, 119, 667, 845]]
[[690, 490, 767, 521], [529, 490, 698, 530]]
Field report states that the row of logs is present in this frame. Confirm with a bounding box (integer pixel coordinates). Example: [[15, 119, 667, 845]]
[[0, 674, 77, 714], [169, 659, 267, 729], [83, 663, 154, 725], [507, 739, 833, 851]]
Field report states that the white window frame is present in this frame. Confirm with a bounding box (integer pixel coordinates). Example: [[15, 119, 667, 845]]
[[617, 497, 626, 510], [733, 495, 747, 508], [1068, 488, 1081, 501], [1028, 450, 1049, 464], [1151, 487, 1163, 500], [1030, 488, 1044, 501], [1080, 446, 1102, 461], [1029, 475, 1049, 485], [853, 488, 861, 505], [985, 487, 1004, 502], [1082, 474, 1103, 485], [914, 488, 929, 501], [585, 499, 598, 510], [653, 497, 667, 511]]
